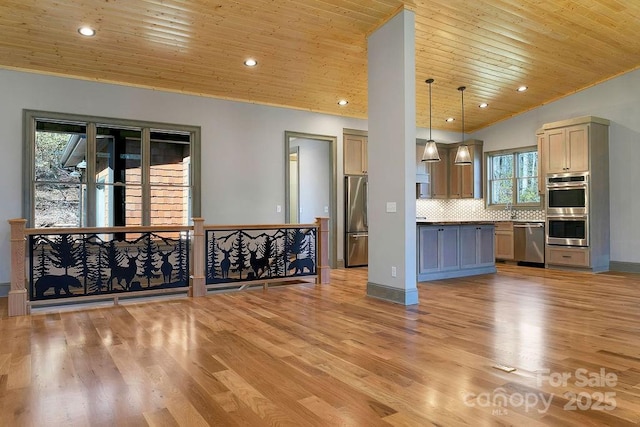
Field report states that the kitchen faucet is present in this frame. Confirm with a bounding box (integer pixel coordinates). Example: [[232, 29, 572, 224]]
[[505, 201, 517, 220]]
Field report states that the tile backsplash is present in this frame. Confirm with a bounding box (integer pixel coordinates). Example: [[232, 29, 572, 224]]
[[416, 199, 545, 221]]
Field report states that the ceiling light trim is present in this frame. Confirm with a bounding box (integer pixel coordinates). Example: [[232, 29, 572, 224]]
[[78, 26, 96, 37]]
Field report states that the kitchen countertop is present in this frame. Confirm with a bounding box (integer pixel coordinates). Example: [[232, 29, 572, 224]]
[[416, 219, 544, 225], [416, 220, 496, 225]]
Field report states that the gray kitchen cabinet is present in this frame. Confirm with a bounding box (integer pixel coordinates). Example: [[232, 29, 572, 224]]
[[543, 124, 589, 174], [429, 146, 449, 199], [344, 133, 368, 175], [538, 116, 611, 272], [449, 140, 483, 199], [416, 141, 430, 184], [424, 140, 482, 199], [460, 225, 495, 269], [494, 221, 514, 260], [417, 223, 495, 281], [536, 131, 547, 195], [417, 225, 459, 276]]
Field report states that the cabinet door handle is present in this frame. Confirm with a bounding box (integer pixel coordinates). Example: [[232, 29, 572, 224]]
[[562, 255, 571, 258]]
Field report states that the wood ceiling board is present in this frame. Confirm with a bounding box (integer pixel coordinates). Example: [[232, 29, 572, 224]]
[[1, 0, 640, 131]]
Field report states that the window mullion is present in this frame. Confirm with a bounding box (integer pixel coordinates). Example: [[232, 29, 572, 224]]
[[141, 128, 151, 225], [25, 113, 36, 226], [512, 153, 517, 205], [86, 122, 97, 227]]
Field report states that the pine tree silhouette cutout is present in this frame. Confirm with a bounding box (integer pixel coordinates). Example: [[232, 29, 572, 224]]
[[207, 231, 217, 281], [139, 233, 160, 288], [232, 231, 249, 280], [50, 234, 81, 275]]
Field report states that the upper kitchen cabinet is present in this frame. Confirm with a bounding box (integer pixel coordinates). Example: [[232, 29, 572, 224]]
[[448, 140, 483, 199], [536, 131, 547, 195], [344, 132, 367, 175], [430, 145, 449, 198], [538, 117, 609, 176], [544, 124, 588, 174], [416, 141, 429, 183]]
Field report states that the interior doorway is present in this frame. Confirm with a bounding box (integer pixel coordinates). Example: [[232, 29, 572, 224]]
[[284, 131, 337, 268]]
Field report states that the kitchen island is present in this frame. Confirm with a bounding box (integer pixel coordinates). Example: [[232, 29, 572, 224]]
[[417, 221, 496, 282]]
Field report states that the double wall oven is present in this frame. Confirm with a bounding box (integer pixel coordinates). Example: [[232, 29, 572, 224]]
[[546, 172, 589, 246]]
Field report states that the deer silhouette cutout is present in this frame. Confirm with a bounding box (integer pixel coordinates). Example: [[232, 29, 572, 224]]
[[160, 250, 174, 284], [218, 244, 232, 279], [249, 243, 270, 278], [109, 249, 139, 290]]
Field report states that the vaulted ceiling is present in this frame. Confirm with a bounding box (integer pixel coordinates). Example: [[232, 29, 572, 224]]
[[2, 0, 640, 131]]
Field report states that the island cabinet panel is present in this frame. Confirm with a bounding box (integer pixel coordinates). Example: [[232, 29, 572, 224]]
[[460, 225, 495, 269], [478, 226, 496, 266], [417, 226, 459, 275], [417, 223, 496, 282], [460, 226, 477, 268], [440, 226, 460, 271], [418, 226, 440, 274]]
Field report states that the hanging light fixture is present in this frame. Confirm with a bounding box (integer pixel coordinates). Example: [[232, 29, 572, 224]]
[[454, 86, 471, 165], [422, 78, 440, 162]]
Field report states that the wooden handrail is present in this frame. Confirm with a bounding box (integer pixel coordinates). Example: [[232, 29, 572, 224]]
[[203, 223, 318, 231], [24, 224, 192, 236]]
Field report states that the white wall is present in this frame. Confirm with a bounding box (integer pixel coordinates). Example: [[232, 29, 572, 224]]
[[3, 63, 639, 286], [0, 69, 367, 283], [473, 68, 640, 263], [367, 9, 417, 301], [290, 138, 331, 224]]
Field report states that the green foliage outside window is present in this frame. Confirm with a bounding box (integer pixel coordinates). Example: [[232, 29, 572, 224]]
[[488, 148, 540, 207]]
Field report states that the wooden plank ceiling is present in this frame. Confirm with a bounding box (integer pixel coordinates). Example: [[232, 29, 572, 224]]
[[1, 0, 640, 132]]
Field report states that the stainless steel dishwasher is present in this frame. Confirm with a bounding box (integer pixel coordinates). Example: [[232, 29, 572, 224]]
[[513, 222, 545, 264]]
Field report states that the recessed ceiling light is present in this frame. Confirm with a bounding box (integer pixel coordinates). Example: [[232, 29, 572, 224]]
[[445, 117, 455, 122], [337, 99, 348, 106], [517, 86, 528, 92], [479, 102, 488, 108], [78, 26, 96, 37], [244, 58, 257, 67]]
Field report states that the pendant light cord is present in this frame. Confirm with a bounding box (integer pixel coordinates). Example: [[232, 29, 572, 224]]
[[459, 86, 466, 142], [429, 81, 432, 140]]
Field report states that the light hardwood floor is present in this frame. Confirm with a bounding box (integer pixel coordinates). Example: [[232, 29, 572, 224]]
[[1, 265, 640, 426]]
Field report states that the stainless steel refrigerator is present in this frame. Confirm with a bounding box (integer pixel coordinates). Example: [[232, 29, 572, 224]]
[[345, 175, 368, 267]]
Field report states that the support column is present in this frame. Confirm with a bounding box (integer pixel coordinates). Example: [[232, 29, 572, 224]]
[[366, 9, 418, 305], [8, 219, 28, 316], [190, 217, 207, 297], [315, 217, 330, 284]]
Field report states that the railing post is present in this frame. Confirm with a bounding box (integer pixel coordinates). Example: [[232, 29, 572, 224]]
[[190, 217, 207, 297], [8, 219, 28, 316], [315, 217, 330, 284]]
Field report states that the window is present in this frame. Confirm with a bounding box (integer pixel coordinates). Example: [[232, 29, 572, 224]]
[[25, 111, 200, 228], [486, 147, 540, 207]]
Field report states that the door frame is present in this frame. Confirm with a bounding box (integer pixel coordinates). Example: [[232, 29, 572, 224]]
[[284, 131, 337, 269]]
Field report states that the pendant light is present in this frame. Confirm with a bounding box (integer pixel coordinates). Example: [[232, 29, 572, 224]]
[[422, 78, 440, 162], [454, 86, 471, 165]]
